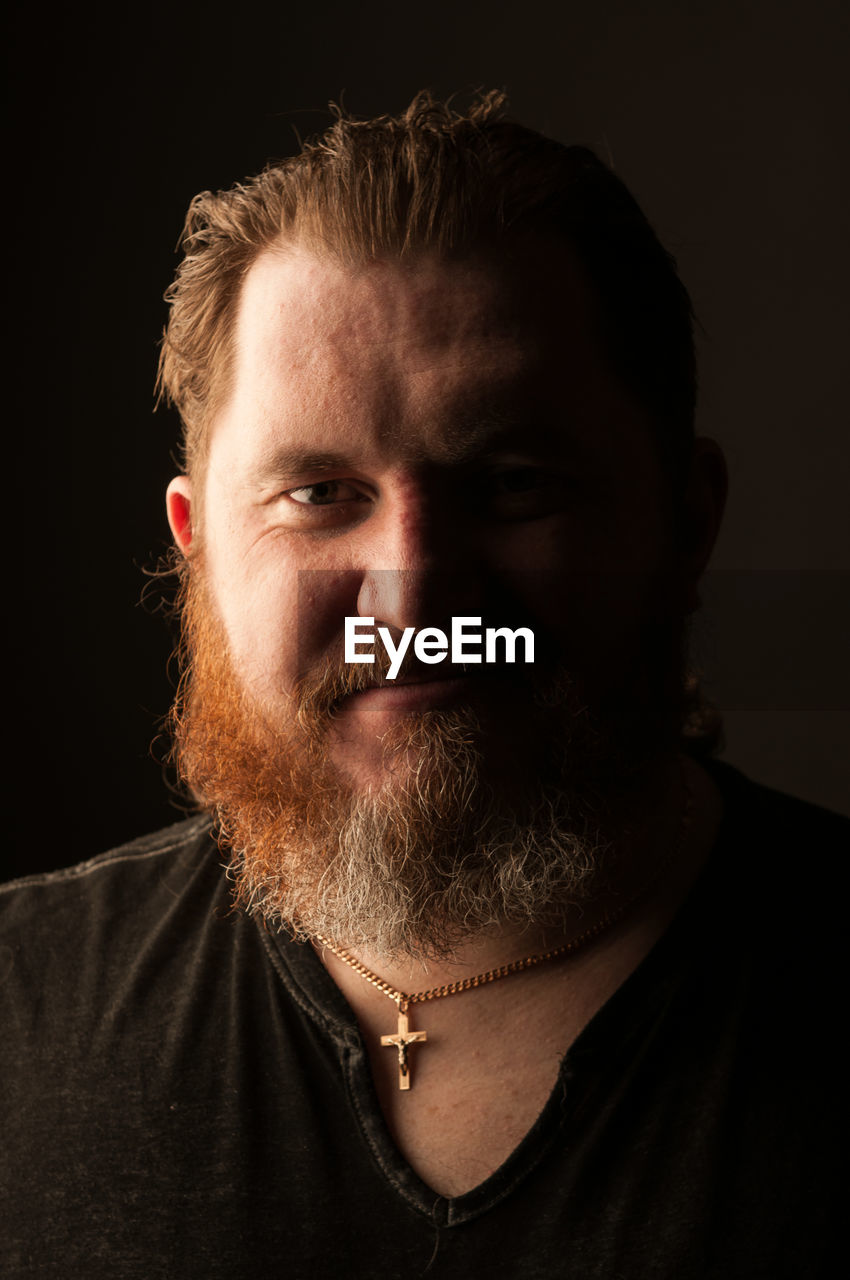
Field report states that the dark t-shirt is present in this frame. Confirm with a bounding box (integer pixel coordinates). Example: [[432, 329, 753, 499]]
[[1, 763, 846, 1278]]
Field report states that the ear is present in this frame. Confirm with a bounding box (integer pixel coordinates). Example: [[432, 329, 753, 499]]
[[678, 438, 728, 613], [166, 475, 194, 556]]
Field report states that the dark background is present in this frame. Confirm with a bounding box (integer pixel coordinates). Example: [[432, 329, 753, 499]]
[[7, 0, 848, 880]]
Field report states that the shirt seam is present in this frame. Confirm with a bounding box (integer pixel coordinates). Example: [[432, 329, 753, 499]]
[[256, 924, 355, 1046], [0, 817, 212, 897]]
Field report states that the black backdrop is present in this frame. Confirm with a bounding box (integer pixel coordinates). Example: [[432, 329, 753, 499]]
[[7, 0, 848, 880]]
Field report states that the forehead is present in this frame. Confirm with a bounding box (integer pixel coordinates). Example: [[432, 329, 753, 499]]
[[211, 238, 646, 474], [238, 243, 531, 362]]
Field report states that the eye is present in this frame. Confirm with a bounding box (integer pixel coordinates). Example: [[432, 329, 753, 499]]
[[486, 468, 550, 496], [286, 480, 368, 506], [476, 465, 568, 520]]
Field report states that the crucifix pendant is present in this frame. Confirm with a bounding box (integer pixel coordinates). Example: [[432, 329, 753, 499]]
[[380, 1002, 427, 1090]]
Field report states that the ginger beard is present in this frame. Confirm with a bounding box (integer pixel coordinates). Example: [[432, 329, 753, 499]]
[[170, 565, 685, 962]]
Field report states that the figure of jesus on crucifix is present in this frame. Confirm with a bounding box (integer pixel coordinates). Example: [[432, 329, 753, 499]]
[[381, 1005, 428, 1090]]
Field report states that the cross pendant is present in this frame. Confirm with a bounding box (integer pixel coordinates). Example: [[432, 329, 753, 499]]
[[380, 1004, 427, 1090]]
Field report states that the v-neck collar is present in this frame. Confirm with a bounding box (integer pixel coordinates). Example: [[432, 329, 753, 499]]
[[261, 762, 740, 1224]]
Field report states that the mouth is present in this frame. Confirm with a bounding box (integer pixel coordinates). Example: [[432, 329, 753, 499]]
[[348, 672, 480, 711], [340, 662, 528, 716]]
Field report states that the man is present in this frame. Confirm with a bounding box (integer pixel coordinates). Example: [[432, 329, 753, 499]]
[[2, 92, 845, 1277]]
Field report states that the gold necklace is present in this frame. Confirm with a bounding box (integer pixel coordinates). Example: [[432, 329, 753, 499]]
[[315, 771, 692, 1090]]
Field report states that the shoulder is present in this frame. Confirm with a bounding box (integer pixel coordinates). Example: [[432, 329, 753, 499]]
[[1, 815, 216, 925], [2, 814, 214, 890], [707, 759, 849, 860], [700, 759, 848, 996], [0, 816, 226, 1014]]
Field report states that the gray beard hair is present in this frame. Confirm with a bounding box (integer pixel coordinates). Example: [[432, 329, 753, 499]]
[[172, 572, 679, 964], [223, 706, 609, 963]]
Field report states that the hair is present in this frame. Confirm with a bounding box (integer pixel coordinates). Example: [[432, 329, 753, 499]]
[[157, 89, 697, 483]]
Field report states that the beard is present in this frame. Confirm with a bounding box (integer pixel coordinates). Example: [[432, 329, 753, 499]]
[[170, 567, 686, 962]]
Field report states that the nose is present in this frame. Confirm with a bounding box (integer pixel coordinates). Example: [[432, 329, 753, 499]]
[[357, 568, 484, 634], [355, 487, 484, 632]]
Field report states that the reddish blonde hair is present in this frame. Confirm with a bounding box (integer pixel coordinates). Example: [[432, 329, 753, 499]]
[[158, 90, 696, 480]]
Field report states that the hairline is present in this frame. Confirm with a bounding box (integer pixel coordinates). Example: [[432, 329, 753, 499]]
[[188, 225, 680, 488]]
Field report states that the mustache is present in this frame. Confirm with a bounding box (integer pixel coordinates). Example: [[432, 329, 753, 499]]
[[293, 649, 387, 731], [291, 637, 559, 736], [293, 643, 467, 730]]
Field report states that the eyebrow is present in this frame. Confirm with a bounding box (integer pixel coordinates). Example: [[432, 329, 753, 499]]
[[249, 413, 577, 488], [251, 449, 357, 486]]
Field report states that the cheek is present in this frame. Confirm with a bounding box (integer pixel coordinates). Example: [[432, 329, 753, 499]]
[[490, 501, 673, 669], [292, 568, 363, 677], [210, 558, 366, 704], [209, 566, 298, 701], [199, 531, 296, 701]]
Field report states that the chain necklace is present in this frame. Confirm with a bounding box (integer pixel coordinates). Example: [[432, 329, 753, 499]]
[[315, 771, 692, 1090]]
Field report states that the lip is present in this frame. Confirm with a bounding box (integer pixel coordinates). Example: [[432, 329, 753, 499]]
[[346, 672, 492, 712]]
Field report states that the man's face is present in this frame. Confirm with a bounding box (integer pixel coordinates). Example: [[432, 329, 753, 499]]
[[176, 239, 675, 784], [166, 237, 696, 957]]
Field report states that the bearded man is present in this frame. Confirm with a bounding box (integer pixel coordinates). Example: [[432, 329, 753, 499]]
[[1, 93, 845, 1279]]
